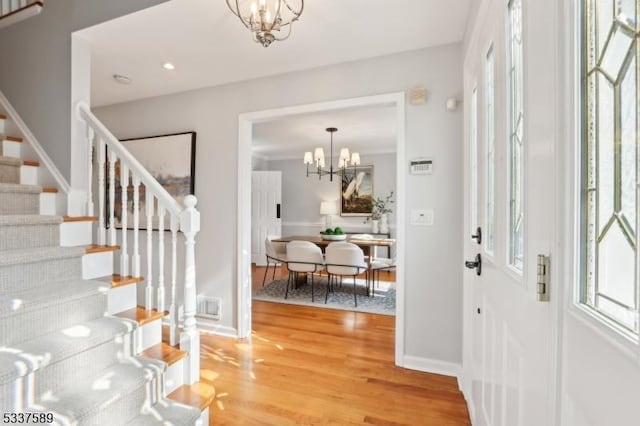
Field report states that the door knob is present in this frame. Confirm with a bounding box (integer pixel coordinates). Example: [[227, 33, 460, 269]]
[[471, 227, 482, 244], [465, 253, 482, 276]]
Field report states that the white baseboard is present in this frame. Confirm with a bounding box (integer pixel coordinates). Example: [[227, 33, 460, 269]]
[[196, 318, 238, 338], [402, 355, 462, 379]]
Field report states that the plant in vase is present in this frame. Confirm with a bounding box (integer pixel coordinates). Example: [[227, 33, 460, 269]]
[[364, 191, 394, 234]]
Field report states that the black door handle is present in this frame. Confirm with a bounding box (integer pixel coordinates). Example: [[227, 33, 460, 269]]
[[471, 227, 482, 244], [465, 253, 482, 276], [276, 203, 281, 219]]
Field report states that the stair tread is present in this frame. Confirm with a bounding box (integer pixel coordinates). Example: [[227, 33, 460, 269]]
[[63, 215, 98, 222], [0, 316, 136, 384], [5, 136, 22, 142], [0, 155, 21, 166], [85, 244, 120, 254], [0, 245, 84, 267], [97, 274, 144, 288], [168, 381, 216, 411], [115, 306, 167, 325], [126, 400, 201, 426], [141, 343, 188, 366], [23, 160, 39, 167], [0, 278, 107, 314], [34, 357, 163, 424], [0, 182, 41, 193], [42, 186, 58, 193], [0, 114, 6, 120], [0, 214, 62, 226]]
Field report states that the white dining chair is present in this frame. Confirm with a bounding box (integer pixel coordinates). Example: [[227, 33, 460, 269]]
[[286, 241, 325, 301], [369, 257, 396, 290], [263, 236, 288, 287], [325, 242, 368, 307]]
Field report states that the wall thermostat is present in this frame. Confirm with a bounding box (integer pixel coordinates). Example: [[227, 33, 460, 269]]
[[410, 158, 433, 174]]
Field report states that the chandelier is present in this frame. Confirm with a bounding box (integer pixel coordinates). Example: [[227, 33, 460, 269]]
[[304, 127, 361, 182], [225, 0, 304, 47]]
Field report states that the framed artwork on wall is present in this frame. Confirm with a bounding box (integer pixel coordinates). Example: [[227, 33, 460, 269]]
[[107, 131, 196, 230], [340, 165, 373, 216]]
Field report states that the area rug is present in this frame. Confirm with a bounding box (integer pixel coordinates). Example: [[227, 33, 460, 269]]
[[253, 276, 396, 316]]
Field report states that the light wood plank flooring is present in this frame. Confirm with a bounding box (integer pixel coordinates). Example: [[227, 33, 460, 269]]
[[200, 299, 470, 425]]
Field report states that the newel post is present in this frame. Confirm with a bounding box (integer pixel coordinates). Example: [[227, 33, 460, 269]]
[[179, 195, 200, 384]]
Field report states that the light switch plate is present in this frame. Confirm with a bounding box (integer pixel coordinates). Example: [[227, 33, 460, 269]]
[[411, 209, 434, 226]]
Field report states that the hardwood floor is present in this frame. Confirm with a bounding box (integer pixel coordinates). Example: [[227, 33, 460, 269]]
[[200, 301, 470, 425]]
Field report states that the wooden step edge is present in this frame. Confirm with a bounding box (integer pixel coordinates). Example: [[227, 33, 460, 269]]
[[96, 274, 144, 288], [63, 215, 98, 222], [141, 342, 188, 366], [0, 1, 44, 22], [5, 136, 23, 142], [22, 160, 39, 167], [84, 244, 120, 254], [115, 306, 168, 326], [42, 187, 58, 193], [167, 382, 216, 412], [0, 114, 6, 120]]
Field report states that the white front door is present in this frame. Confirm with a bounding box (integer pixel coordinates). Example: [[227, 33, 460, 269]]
[[463, 0, 558, 425], [251, 171, 282, 265]]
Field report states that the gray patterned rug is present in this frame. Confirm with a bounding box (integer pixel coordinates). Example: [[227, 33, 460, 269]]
[[253, 275, 396, 316]]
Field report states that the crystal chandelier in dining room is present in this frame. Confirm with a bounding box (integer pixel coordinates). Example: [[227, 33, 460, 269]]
[[225, 0, 304, 47], [304, 127, 361, 182]]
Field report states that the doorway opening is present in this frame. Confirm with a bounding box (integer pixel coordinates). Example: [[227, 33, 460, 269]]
[[236, 92, 406, 362]]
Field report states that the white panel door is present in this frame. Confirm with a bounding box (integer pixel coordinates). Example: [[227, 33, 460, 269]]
[[251, 171, 282, 266], [463, 0, 558, 425]]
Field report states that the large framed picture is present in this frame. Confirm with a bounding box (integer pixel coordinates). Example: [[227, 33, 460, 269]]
[[108, 131, 196, 230], [340, 165, 373, 216]]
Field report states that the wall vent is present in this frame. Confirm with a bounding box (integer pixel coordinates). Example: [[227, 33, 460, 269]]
[[196, 296, 221, 320]]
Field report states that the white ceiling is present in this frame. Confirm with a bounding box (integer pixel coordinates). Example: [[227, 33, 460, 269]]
[[80, 0, 471, 107], [252, 104, 397, 160]]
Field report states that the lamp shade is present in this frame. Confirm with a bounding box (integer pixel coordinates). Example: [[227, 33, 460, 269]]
[[303, 151, 313, 164], [350, 152, 361, 166], [339, 148, 350, 167], [320, 201, 339, 215], [314, 147, 325, 165]]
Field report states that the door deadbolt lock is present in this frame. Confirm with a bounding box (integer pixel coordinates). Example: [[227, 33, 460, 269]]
[[465, 253, 482, 276], [471, 227, 482, 245]]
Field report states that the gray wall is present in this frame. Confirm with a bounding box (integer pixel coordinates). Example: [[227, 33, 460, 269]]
[[95, 44, 464, 365], [267, 154, 396, 234], [0, 0, 167, 181]]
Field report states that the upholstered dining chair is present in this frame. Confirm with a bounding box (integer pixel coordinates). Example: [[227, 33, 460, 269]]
[[286, 241, 325, 301], [368, 257, 396, 290], [263, 236, 288, 287], [325, 242, 368, 307]]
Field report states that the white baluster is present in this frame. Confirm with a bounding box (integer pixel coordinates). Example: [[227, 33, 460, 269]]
[[145, 192, 154, 311], [97, 137, 106, 246], [120, 164, 129, 277], [86, 127, 94, 217], [157, 205, 166, 313], [108, 150, 117, 246], [180, 195, 200, 384], [170, 215, 179, 347], [132, 177, 141, 277]]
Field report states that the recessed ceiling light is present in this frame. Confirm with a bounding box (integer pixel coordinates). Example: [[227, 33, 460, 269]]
[[113, 74, 132, 85], [162, 62, 176, 71]]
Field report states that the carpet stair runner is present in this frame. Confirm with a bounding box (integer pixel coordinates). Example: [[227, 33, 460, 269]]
[[0, 114, 201, 424]]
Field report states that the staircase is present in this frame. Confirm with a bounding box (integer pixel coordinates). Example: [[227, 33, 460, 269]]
[[0, 103, 211, 423]]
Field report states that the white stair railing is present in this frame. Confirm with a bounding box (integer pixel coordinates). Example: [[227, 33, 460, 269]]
[[77, 103, 201, 384], [0, 1, 41, 19]]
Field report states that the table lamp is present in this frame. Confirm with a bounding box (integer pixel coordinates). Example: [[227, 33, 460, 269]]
[[320, 201, 339, 229]]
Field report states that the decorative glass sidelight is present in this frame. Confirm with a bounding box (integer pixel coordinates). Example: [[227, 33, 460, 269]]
[[583, 0, 639, 333], [485, 46, 496, 255], [508, 0, 524, 271]]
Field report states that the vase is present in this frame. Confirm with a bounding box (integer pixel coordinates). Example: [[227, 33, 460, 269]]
[[371, 219, 379, 234], [379, 214, 389, 233]]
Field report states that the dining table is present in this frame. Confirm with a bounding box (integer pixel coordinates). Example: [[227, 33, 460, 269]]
[[272, 235, 396, 259]]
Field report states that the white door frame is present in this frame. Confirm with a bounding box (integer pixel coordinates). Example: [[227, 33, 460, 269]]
[[236, 92, 407, 362]]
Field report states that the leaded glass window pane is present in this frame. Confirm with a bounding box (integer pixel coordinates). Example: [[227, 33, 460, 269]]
[[485, 46, 495, 255], [508, 0, 524, 271], [471, 87, 479, 231], [583, 0, 639, 334]]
